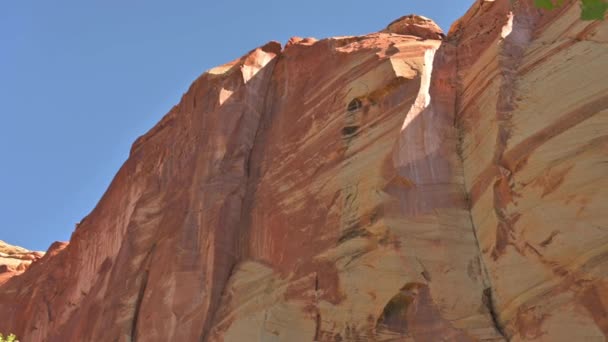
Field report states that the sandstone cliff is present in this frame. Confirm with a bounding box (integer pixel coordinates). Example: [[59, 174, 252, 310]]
[[1, 0, 606, 341], [0, 241, 44, 285]]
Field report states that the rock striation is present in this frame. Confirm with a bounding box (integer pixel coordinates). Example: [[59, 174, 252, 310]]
[[453, 1, 608, 340], [1, 0, 606, 341], [0, 240, 44, 285]]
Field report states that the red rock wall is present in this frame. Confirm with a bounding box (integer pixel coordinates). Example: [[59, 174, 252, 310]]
[[205, 34, 502, 341], [0, 42, 281, 341], [0, 241, 44, 285], [453, 0, 608, 340], [1, 1, 606, 341]]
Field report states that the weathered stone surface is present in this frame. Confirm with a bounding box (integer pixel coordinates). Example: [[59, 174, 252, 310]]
[[0, 41, 281, 342], [0, 1, 606, 341], [453, 1, 608, 340], [0, 240, 44, 285], [382, 14, 445, 40], [207, 32, 501, 341]]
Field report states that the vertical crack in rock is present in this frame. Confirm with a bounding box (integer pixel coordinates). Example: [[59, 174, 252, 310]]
[[454, 4, 533, 340], [43, 296, 53, 323], [483, 287, 507, 338], [200, 261, 238, 342], [131, 270, 149, 342], [200, 45, 282, 342], [454, 2, 538, 339], [314, 312, 322, 342], [447, 18, 500, 337], [313, 273, 322, 341], [457, 154, 504, 338], [234, 49, 284, 263], [459, 169, 505, 339], [130, 244, 156, 342]]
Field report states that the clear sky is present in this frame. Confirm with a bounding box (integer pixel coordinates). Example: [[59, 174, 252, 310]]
[[1, 0, 472, 251]]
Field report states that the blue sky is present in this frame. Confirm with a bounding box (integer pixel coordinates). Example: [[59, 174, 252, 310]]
[[1, 1, 472, 251]]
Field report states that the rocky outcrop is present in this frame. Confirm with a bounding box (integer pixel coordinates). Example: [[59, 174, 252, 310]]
[[0, 0, 606, 341], [0, 240, 44, 285], [382, 14, 445, 40]]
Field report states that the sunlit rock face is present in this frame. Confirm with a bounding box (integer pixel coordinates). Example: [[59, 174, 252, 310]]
[[382, 14, 445, 40], [206, 32, 502, 342], [0, 0, 606, 341], [453, 1, 608, 340], [0, 240, 44, 285]]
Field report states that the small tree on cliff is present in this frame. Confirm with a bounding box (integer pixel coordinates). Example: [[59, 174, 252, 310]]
[[533, 0, 607, 20]]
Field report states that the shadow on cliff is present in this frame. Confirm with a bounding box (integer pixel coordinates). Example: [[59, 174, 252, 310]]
[[0, 42, 282, 342]]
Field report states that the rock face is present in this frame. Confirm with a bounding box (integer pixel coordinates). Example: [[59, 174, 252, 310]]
[[0, 0, 606, 341], [0, 240, 44, 285], [453, 1, 608, 340], [382, 14, 445, 40]]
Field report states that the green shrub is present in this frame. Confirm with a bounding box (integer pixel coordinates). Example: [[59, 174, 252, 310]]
[[533, 0, 607, 20], [0, 333, 18, 342]]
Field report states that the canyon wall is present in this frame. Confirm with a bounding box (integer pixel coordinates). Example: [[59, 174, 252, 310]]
[[0, 1, 606, 341], [453, 1, 608, 340]]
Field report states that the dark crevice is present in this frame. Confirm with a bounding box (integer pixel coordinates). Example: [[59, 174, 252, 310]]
[[131, 245, 156, 342], [483, 288, 507, 338], [201, 46, 283, 342], [458, 116, 507, 339], [342, 250, 367, 269], [449, 37, 509, 342], [540, 231, 559, 247], [337, 225, 370, 244], [43, 296, 53, 323], [314, 313, 322, 341], [236, 49, 284, 260], [199, 262, 238, 342], [131, 270, 149, 342], [347, 98, 362, 112], [416, 258, 431, 282], [341, 125, 360, 136], [375, 283, 421, 334]]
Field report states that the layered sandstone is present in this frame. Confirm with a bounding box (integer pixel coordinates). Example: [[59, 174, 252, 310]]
[[0, 240, 43, 285], [453, 1, 608, 340], [1, 0, 606, 341]]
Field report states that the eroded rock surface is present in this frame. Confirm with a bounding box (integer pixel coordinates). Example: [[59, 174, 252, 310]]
[[0, 240, 44, 285], [382, 14, 445, 40], [453, 1, 608, 340], [0, 0, 606, 341]]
